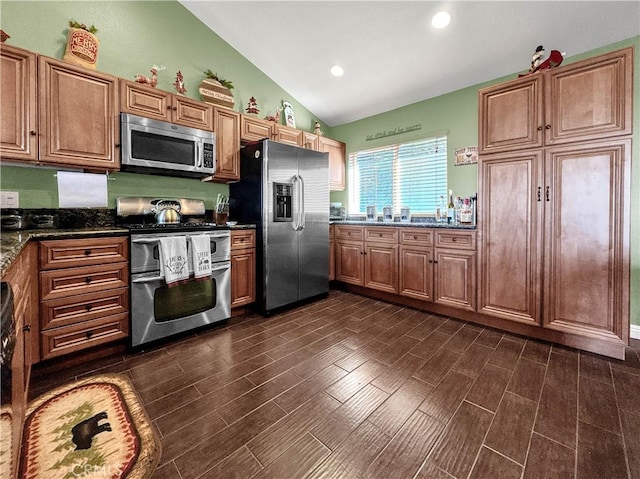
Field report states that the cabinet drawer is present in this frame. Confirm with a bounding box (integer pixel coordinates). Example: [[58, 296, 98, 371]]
[[40, 262, 129, 301], [41, 288, 129, 330], [335, 225, 364, 241], [435, 230, 476, 250], [231, 229, 256, 249], [365, 227, 398, 244], [40, 236, 128, 270], [40, 313, 129, 360], [399, 228, 434, 246]]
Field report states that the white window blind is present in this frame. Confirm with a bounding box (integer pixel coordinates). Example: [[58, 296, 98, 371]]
[[348, 135, 447, 215]]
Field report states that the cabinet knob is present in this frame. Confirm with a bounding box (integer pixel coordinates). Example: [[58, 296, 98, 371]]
[[166, 106, 172, 110], [545, 124, 551, 130], [428, 259, 433, 263], [85, 304, 93, 311], [173, 106, 178, 111], [413, 235, 418, 240], [348, 232, 351, 235], [85, 276, 93, 283], [452, 238, 457, 242], [434, 260, 438, 264], [537, 126, 543, 131], [378, 233, 382, 237], [84, 249, 92, 256], [23, 324, 31, 332], [30, 130, 37, 136], [86, 331, 93, 339], [115, 143, 121, 148]]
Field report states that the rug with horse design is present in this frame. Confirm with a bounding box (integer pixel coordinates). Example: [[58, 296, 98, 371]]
[[20, 374, 160, 479]]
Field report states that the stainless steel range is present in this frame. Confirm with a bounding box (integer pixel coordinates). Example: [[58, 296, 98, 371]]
[[116, 197, 231, 347]]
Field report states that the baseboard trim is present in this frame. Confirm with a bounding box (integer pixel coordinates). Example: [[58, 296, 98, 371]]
[[631, 324, 640, 340]]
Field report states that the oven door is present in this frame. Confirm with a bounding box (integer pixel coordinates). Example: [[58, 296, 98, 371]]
[[130, 261, 231, 347]]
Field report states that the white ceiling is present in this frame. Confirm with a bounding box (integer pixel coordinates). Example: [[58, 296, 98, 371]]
[[180, 1, 640, 127]]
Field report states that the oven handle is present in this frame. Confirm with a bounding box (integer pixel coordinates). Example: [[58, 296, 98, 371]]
[[132, 263, 230, 283], [132, 238, 160, 244]]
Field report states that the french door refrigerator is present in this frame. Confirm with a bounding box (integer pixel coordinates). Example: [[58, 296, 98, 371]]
[[230, 140, 329, 314]]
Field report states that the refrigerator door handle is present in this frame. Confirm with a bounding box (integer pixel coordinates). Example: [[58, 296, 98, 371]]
[[298, 174, 306, 230], [292, 174, 300, 231]]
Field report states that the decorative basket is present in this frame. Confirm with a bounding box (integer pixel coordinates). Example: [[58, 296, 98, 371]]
[[199, 78, 234, 109], [63, 27, 99, 69]]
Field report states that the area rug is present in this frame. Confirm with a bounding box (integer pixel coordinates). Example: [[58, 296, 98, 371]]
[[20, 374, 160, 479]]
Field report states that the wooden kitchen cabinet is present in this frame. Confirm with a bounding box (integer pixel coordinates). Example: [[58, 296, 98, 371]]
[[120, 79, 214, 130], [479, 47, 633, 154], [303, 131, 320, 150], [38, 237, 129, 360], [210, 107, 241, 182], [241, 115, 275, 143], [230, 229, 256, 308], [399, 228, 476, 311], [1, 44, 37, 162], [335, 225, 364, 285], [319, 136, 346, 191], [478, 139, 631, 353], [38, 56, 120, 171], [274, 124, 303, 146], [364, 227, 398, 294]]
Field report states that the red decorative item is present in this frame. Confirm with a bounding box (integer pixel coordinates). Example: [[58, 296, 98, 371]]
[[519, 46, 564, 77], [264, 107, 282, 123], [173, 70, 187, 94], [245, 96, 260, 115], [134, 65, 165, 88], [1, 30, 10, 43]]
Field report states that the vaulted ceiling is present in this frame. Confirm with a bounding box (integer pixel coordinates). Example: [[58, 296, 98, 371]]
[[180, 1, 640, 126]]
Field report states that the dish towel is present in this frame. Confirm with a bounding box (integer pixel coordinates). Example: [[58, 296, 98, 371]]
[[158, 236, 189, 285], [190, 234, 212, 278]]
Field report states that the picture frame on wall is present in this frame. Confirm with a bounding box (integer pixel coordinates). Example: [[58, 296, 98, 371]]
[[454, 146, 478, 166]]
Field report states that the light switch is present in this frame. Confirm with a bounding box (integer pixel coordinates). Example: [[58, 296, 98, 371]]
[[0, 191, 19, 208]]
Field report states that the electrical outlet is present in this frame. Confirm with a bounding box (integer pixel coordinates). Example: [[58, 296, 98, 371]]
[[0, 191, 19, 208]]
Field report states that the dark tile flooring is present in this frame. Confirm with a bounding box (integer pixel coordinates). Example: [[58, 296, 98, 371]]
[[31, 291, 640, 479]]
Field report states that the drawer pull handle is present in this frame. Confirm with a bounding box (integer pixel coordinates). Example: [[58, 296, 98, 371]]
[[85, 304, 93, 311], [86, 331, 93, 339], [23, 324, 31, 332], [84, 249, 92, 256], [413, 235, 418, 240], [85, 276, 93, 284]]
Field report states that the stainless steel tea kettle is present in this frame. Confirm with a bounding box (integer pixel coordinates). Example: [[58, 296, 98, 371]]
[[153, 200, 182, 224]]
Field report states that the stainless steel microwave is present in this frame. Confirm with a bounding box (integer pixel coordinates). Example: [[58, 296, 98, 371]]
[[120, 113, 216, 178]]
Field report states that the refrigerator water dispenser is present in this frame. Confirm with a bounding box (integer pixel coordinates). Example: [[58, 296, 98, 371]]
[[273, 182, 293, 221]]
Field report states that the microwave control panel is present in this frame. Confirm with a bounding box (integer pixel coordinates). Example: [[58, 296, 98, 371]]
[[203, 143, 214, 168]]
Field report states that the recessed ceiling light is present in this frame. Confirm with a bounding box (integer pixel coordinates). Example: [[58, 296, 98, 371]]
[[330, 65, 344, 77], [432, 11, 451, 29]]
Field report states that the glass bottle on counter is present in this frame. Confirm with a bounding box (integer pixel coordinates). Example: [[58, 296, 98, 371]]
[[436, 195, 445, 223], [447, 191, 455, 224], [460, 197, 473, 224]]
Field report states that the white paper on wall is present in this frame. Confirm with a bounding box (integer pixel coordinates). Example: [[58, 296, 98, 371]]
[[57, 171, 108, 208]]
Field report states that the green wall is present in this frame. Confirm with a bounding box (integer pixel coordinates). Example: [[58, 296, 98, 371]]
[[0, 0, 330, 210], [330, 36, 640, 329]]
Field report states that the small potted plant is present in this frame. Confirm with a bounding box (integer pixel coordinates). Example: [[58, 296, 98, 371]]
[[63, 20, 99, 69], [199, 70, 235, 109]]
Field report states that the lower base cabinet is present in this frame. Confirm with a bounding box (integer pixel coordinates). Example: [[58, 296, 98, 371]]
[[231, 229, 256, 308], [38, 236, 129, 360]]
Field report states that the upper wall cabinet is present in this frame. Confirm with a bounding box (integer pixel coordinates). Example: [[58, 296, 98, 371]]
[[211, 107, 241, 182], [274, 124, 303, 146], [39, 56, 120, 171], [319, 136, 346, 191], [1, 44, 37, 162], [120, 79, 214, 131], [478, 47, 633, 155], [241, 115, 275, 143]]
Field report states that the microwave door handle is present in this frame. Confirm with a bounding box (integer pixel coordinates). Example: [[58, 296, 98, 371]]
[[196, 143, 201, 168]]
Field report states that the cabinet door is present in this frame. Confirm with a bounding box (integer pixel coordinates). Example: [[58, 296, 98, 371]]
[[336, 240, 364, 285], [319, 137, 346, 191], [120, 79, 171, 121], [364, 243, 398, 293], [302, 131, 319, 150], [545, 47, 633, 145], [213, 107, 241, 181], [274, 124, 303, 146], [478, 74, 543, 155], [434, 249, 476, 311], [478, 150, 543, 325], [543, 139, 630, 345], [399, 245, 433, 301], [231, 248, 256, 308], [329, 238, 335, 281], [174, 96, 213, 130], [241, 115, 274, 142], [39, 56, 119, 170], [1, 45, 37, 162]]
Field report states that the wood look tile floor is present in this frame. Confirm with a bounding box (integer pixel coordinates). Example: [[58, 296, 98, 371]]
[[31, 291, 640, 479]]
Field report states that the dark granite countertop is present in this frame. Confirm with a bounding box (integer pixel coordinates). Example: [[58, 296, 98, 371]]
[[330, 220, 476, 230]]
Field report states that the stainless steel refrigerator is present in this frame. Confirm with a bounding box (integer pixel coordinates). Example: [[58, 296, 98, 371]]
[[230, 140, 329, 314]]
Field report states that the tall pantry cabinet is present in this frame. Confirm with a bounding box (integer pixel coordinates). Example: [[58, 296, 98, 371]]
[[477, 47, 633, 359]]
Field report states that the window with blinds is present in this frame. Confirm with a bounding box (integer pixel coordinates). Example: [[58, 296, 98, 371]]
[[348, 135, 448, 215]]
